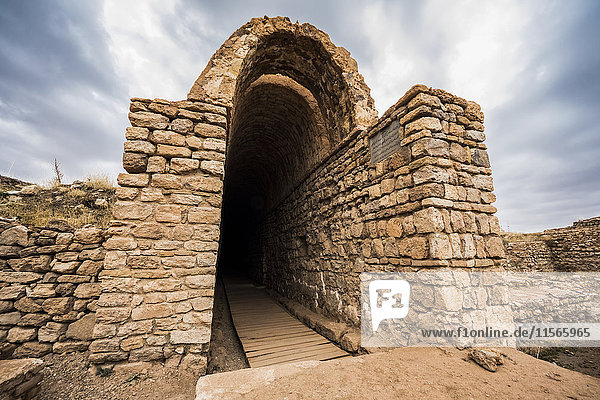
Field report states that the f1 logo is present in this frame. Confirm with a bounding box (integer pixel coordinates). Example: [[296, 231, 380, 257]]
[[369, 280, 410, 331]]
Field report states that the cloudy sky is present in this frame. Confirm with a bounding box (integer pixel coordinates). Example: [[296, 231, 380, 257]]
[[1, 0, 599, 232]]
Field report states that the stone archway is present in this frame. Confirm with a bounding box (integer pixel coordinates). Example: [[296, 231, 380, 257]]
[[90, 16, 506, 372]]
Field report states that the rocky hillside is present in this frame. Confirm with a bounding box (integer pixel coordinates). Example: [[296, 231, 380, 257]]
[[0, 175, 30, 192], [0, 175, 116, 228]]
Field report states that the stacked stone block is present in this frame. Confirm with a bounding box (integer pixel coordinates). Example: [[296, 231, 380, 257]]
[[0, 221, 103, 358], [260, 85, 506, 326], [89, 98, 226, 371]]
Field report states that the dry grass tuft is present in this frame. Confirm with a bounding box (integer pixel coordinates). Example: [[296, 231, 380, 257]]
[[84, 174, 116, 190], [0, 174, 116, 228]]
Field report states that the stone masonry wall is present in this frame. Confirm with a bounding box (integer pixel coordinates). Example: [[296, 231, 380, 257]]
[[504, 216, 600, 271], [261, 85, 505, 326], [89, 98, 226, 371], [0, 220, 104, 359]]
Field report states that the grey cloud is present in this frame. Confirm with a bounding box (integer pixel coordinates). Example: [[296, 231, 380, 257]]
[[0, 0, 598, 233], [0, 0, 127, 183], [488, 1, 600, 231]]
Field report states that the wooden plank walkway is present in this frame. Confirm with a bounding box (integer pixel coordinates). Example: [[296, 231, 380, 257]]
[[223, 277, 350, 368]]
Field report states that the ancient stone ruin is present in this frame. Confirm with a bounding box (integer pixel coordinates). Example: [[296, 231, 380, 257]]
[[1, 17, 510, 374], [88, 16, 506, 370]]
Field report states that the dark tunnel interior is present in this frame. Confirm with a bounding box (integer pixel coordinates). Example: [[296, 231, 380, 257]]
[[214, 33, 355, 283]]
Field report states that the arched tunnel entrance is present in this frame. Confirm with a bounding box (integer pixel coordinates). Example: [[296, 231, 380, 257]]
[[218, 74, 330, 282], [204, 24, 378, 369], [94, 16, 503, 371], [210, 26, 372, 283]]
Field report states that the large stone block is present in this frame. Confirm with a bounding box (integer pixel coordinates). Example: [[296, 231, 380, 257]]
[[428, 233, 452, 259], [123, 152, 149, 173], [128, 111, 169, 129], [412, 165, 452, 185], [186, 136, 203, 150], [117, 320, 153, 336], [42, 297, 73, 315], [471, 149, 490, 168], [125, 127, 150, 140], [485, 236, 505, 258], [17, 313, 51, 327], [14, 298, 43, 313], [171, 158, 200, 173], [65, 313, 95, 341], [0, 226, 29, 247], [77, 260, 103, 276], [202, 138, 226, 152], [103, 250, 127, 269], [186, 275, 215, 289], [88, 338, 121, 353], [154, 205, 182, 223], [184, 241, 218, 252], [112, 202, 153, 221], [194, 123, 226, 139], [0, 311, 21, 325], [150, 130, 186, 146], [148, 102, 179, 118], [147, 156, 167, 173], [200, 160, 224, 176], [51, 261, 79, 274], [132, 224, 165, 239], [472, 175, 494, 191], [131, 303, 173, 321], [152, 173, 183, 189], [104, 237, 137, 251], [183, 174, 223, 193], [157, 144, 191, 158], [188, 207, 221, 224], [73, 227, 104, 244], [117, 173, 150, 188], [405, 117, 442, 135], [53, 341, 89, 354], [124, 140, 155, 154], [397, 236, 428, 259], [7, 327, 36, 343], [96, 307, 131, 323], [413, 207, 445, 233], [411, 138, 449, 159], [461, 234, 477, 258], [74, 283, 102, 298], [13, 342, 53, 357], [170, 328, 210, 344], [0, 271, 42, 283], [171, 118, 193, 134], [38, 321, 67, 342]]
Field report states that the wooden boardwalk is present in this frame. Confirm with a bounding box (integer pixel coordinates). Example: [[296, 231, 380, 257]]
[[223, 278, 350, 368]]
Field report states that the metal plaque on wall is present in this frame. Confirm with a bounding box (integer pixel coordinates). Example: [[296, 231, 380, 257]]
[[369, 119, 401, 164]]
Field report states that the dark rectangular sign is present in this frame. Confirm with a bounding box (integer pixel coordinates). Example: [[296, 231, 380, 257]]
[[369, 119, 401, 164]]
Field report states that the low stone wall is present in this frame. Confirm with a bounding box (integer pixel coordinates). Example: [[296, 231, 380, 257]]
[[0, 220, 104, 359], [503, 216, 600, 271], [502, 233, 554, 271]]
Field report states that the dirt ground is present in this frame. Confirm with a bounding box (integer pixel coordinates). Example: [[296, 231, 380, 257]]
[[36, 352, 197, 400], [199, 347, 600, 399], [521, 347, 600, 378], [207, 276, 249, 373], [33, 280, 599, 399]]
